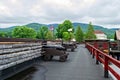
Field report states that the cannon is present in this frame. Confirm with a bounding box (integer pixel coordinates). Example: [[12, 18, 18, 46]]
[[41, 45, 69, 62], [62, 42, 76, 51]]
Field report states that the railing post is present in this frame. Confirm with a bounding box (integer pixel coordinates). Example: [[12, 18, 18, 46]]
[[87, 44, 89, 51], [104, 56, 109, 78], [85, 43, 87, 48], [96, 51, 99, 64], [90, 46, 91, 52], [91, 48, 93, 55], [92, 48, 94, 58]]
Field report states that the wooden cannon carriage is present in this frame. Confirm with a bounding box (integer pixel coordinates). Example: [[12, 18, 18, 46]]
[[41, 45, 69, 62], [62, 42, 77, 51]]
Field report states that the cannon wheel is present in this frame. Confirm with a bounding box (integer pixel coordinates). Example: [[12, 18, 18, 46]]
[[50, 55, 53, 60], [44, 55, 51, 61], [64, 48, 67, 51], [59, 55, 67, 62], [41, 55, 45, 60], [71, 48, 74, 52]]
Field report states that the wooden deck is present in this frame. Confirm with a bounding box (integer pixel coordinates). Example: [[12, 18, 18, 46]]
[[6, 44, 113, 80]]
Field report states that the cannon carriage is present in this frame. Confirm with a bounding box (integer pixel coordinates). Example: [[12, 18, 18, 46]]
[[62, 42, 77, 51], [41, 45, 69, 62]]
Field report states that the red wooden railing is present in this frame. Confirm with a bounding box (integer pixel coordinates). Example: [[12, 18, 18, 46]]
[[85, 43, 120, 79]]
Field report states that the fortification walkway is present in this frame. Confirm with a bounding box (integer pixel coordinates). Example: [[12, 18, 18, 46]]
[[7, 45, 113, 80]]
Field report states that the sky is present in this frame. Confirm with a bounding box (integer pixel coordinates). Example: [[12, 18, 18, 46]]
[[0, 0, 120, 28]]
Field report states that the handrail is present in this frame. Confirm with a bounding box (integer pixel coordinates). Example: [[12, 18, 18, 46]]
[[85, 43, 120, 79]]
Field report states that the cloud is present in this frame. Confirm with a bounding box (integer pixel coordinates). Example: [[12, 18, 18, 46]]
[[0, 0, 120, 28]]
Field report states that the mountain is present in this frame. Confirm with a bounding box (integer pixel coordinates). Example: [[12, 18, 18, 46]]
[[0, 26, 15, 32], [110, 28, 119, 31], [72, 23, 115, 38], [0, 22, 116, 38], [26, 23, 45, 31], [0, 23, 45, 32]]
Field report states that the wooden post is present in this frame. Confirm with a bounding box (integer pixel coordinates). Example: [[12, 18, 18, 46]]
[[91, 48, 93, 55], [104, 56, 109, 78], [92, 48, 94, 58], [96, 51, 99, 64]]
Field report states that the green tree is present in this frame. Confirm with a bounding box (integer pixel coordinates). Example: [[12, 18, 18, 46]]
[[12, 26, 36, 39], [56, 20, 74, 39], [107, 34, 114, 39], [56, 24, 63, 38], [0, 32, 10, 38], [85, 22, 96, 40], [62, 20, 74, 33], [6, 32, 12, 38], [70, 32, 74, 40], [63, 32, 70, 41], [36, 26, 48, 39], [45, 30, 54, 40], [75, 26, 84, 42], [0, 32, 7, 37]]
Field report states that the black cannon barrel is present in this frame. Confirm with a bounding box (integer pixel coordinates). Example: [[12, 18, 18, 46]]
[[42, 45, 65, 50]]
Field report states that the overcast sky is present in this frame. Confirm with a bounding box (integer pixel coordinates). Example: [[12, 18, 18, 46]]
[[0, 0, 120, 28]]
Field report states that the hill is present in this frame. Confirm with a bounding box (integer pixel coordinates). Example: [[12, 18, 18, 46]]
[[0, 26, 15, 32], [72, 23, 115, 38], [110, 28, 119, 31], [0, 22, 116, 38], [26, 23, 45, 31]]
